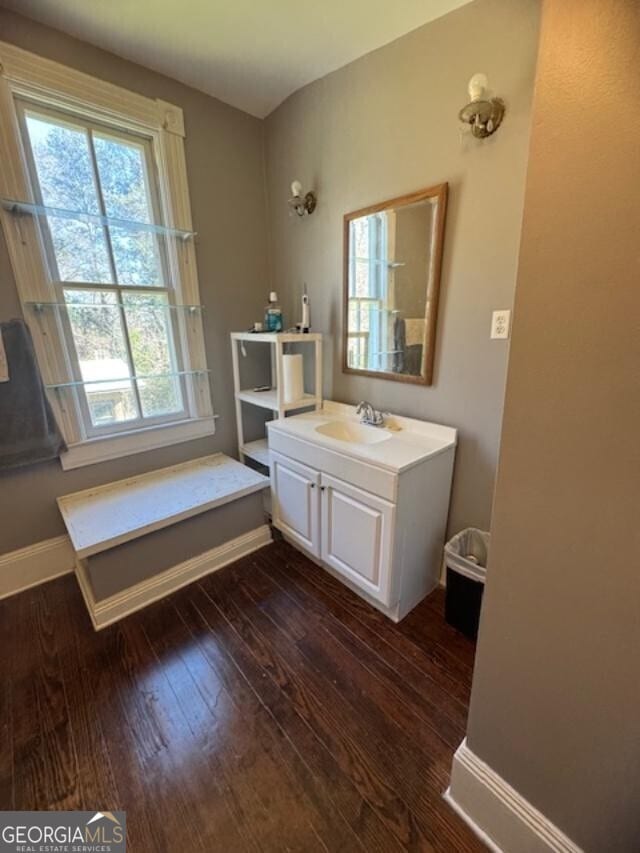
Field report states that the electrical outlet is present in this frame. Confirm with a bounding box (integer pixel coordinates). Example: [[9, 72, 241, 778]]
[[491, 309, 511, 340]]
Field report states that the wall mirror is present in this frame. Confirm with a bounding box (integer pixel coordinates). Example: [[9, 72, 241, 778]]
[[343, 184, 448, 385]]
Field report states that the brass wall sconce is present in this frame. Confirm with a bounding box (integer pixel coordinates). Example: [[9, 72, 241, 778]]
[[459, 73, 505, 138], [288, 180, 317, 217]]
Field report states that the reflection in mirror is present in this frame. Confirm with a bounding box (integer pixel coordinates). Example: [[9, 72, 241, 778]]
[[343, 184, 448, 385]]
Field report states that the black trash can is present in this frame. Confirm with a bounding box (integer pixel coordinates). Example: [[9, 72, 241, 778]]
[[444, 528, 489, 640]]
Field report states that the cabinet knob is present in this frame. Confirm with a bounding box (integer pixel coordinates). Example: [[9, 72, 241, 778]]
[[310, 483, 315, 488], [320, 486, 326, 491]]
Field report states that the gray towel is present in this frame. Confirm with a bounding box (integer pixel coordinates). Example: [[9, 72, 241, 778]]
[[0, 319, 66, 470]]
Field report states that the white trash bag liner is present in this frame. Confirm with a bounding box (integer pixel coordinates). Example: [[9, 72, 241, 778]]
[[444, 528, 490, 583]]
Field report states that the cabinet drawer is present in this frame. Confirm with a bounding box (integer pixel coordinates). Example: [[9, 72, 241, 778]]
[[268, 430, 397, 501]]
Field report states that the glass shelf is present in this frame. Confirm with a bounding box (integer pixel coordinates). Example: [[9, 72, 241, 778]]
[[46, 369, 210, 390], [1, 198, 196, 242], [25, 300, 203, 313], [352, 256, 406, 267]]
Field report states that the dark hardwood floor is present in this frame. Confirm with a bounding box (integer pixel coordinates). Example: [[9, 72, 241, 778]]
[[0, 539, 483, 852]]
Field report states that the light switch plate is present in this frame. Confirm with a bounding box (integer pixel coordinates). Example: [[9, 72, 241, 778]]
[[491, 309, 511, 340]]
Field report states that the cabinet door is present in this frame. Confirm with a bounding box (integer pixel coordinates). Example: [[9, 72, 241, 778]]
[[271, 451, 320, 556], [320, 473, 395, 605]]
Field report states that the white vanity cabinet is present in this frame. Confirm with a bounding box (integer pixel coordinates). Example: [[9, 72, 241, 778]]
[[271, 450, 395, 603], [268, 405, 456, 622]]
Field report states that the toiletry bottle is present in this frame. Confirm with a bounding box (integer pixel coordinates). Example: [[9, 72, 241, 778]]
[[265, 291, 283, 332]]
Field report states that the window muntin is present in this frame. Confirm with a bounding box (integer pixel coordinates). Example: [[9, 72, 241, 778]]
[[16, 100, 187, 433]]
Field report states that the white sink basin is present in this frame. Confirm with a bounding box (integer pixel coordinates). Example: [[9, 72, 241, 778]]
[[315, 420, 392, 445]]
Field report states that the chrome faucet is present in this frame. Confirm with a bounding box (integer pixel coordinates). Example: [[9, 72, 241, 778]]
[[356, 400, 386, 426]]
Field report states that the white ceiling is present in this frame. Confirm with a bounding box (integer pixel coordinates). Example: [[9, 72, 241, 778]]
[[1, 0, 474, 117]]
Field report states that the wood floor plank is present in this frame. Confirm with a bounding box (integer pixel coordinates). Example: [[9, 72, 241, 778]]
[[34, 587, 83, 809], [5, 590, 43, 809], [214, 561, 483, 853], [247, 559, 467, 755], [47, 580, 172, 852], [0, 596, 14, 809], [71, 587, 171, 851], [3, 540, 484, 852], [140, 598, 328, 853], [202, 566, 459, 851], [180, 583, 402, 853], [10, 585, 81, 810], [84, 622, 172, 850], [44, 579, 122, 812], [164, 589, 363, 853], [256, 548, 468, 746], [274, 542, 474, 701], [423, 586, 447, 617], [101, 617, 213, 851]]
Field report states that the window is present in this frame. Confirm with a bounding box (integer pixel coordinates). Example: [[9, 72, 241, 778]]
[[18, 103, 186, 434], [0, 42, 214, 467], [347, 213, 391, 371]]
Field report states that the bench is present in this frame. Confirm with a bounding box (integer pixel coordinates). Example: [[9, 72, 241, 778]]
[[58, 453, 271, 629]]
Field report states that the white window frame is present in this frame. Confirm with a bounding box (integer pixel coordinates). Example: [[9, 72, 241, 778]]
[[0, 42, 215, 469]]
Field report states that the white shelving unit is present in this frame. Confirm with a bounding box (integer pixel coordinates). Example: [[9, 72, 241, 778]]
[[230, 331, 323, 468]]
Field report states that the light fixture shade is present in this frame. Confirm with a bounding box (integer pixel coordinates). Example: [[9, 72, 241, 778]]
[[468, 73, 489, 102], [290, 180, 302, 198]]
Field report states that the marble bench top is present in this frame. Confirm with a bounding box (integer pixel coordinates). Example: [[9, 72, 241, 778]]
[[58, 453, 269, 558]]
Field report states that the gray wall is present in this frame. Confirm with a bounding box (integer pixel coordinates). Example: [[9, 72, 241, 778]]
[[466, 1, 640, 850], [0, 10, 270, 553], [264, 0, 540, 535]]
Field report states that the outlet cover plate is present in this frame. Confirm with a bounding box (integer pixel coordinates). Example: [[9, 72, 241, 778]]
[[491, 309, 511, 340]]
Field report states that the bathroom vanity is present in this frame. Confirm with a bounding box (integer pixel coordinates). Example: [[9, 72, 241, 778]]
[[267, 401, 456, 621]]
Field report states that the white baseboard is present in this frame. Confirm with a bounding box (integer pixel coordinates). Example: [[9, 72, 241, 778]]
[[0, 535, 75, 600], [75, 523, 273, 630], [445, 739, 582, 853]]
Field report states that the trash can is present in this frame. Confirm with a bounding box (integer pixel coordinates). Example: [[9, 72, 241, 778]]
[[444, 528, 490, 639]]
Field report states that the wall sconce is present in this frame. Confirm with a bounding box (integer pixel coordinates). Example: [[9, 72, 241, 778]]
[[288, 180, 317, 217], [458, 73, 505, 138]]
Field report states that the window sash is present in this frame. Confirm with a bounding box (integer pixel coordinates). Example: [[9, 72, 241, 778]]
[[14, 98, 192, 438], [56, 284, 189, 437]]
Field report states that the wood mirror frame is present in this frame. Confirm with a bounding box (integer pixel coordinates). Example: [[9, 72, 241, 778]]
[[342, 183, 448, 386]]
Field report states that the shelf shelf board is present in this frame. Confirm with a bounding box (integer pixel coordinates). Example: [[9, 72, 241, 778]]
[[25, 300, 203, 313], [236, 388, 318, 412], [46, 369, 209, 390], [1, 197, 196, 242], [241, 439, 270, 467], [231, 331, 322, 344]]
